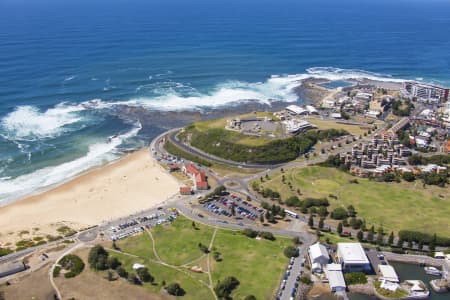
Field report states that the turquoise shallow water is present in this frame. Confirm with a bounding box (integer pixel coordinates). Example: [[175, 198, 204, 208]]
[[0, 0, 449, 201]]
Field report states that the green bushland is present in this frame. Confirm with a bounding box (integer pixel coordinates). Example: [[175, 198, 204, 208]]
[[57, 226, 77, 237], [58, 254, 85, 278], [0, 247, 13, 257], [398, 230, 450, 247], [258, 166, 450, 237], [164, 140, 212, 167], [183, 122, 347, 164], [408, 154, 450, 166], [344, 272, 367, 285], [53, 266, 61, 277]]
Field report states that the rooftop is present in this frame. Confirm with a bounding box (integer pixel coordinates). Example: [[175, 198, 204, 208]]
[[379, 265, 399, 283], [337, 243, 370, 265]]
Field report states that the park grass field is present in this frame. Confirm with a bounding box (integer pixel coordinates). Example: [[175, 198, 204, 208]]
[[306, 117, 369, 136], [211, 229, 291, 300], [258, 166, 450, 236], [112, 215, 292, 299], [189, 111, 279, 147]]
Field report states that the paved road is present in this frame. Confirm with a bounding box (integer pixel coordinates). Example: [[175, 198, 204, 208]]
[[167, 129, 283, 169]]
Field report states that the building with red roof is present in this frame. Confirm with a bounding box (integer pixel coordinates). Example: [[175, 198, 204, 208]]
[[182, 163, 209, 191], [179, 186, 193, 195]]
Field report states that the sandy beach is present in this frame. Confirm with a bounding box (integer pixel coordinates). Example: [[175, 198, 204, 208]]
[[0, 149, 180, 247]]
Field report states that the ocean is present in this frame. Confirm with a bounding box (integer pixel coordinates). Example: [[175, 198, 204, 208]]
[[0, 0, 450, 202]]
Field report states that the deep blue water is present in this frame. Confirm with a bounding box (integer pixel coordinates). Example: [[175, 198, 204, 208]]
[[0, 0, 450, 201]]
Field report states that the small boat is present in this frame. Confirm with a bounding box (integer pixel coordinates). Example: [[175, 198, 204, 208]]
[[424, 266, 442, 276]]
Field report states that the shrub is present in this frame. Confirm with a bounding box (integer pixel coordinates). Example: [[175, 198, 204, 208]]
[[242, 228, 258, 238], [284, 246, 299, 258], [136, 267, 154, 283], [300, 275, 312, 284], [0, 247, 13, 257], [214, 276, 240, 299], [344, 272, 367, 285], [259, 231, 275, 241], [331, 207, 348, 220], [116, 267, 128, 278], [107, 257, 121, 270], [285, 196, 302, 207], [53, 266, 61, 277], [58, 254, 85, 278], [128, 273, 141, 285], [166, 282, 185, 296]]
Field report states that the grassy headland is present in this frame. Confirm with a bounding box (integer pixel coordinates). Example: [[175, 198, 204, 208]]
[[254, 166, 450, 237]]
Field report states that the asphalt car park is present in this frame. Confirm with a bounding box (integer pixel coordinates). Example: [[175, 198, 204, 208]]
[[106, 208, 178, 241], [198, 194, 265, 223]]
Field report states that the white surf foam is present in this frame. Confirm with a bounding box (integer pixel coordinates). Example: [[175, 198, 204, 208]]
[[0, 104, 86, 141], [93, 67, 406, 111], [0, 123, 141, 203]]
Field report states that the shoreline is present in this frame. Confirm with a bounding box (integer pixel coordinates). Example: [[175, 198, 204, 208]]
[[0, 148, 181, 247]]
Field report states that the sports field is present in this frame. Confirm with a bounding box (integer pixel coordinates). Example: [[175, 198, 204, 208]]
[[258, 166, 450, 236]]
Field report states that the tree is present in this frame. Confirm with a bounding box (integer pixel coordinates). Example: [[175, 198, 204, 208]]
[[402, 172, 415, 182], [136, 267, 154, 283], [318, 218, 324, 229], [198, 243, 209, 253], [245, 296, 256, 300], [259, 231, 275, 241], [367, 230, 374, 243], [318, 206, 328, 217], [292, 236, 302, 245], [106, 271, 114, 281], [242, 228, 258, 238], [88, 245, 109, 270], [308, 214, 314, 228], [166, 282, 185, 296], [331, 207, 348, 220], [376, 231, 384, 245], [116, 267, 128, 278], [388, 232, 394, 245], [259, 214, 264, 223], [357, 230, 364, 242], [107, 257, 121, 270], [284, 246, 299, 258], [429, 233, 436, 252], [128, 273, 141, 285], [337, 222, 343, 235], [214, 276, 240, 299]]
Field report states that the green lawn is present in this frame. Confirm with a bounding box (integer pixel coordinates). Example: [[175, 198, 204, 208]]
[[111, 216, 293, 299], [211, 230, 291, 300], [110, 252, 213, 299], [151, 217, 215, 266], [259, 166, 450, 236]]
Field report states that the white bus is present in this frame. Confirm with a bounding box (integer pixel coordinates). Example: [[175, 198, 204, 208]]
[[285, 209, 298, 219]]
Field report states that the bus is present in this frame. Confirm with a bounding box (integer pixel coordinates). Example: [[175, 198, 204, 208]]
[[285, 209, 299, 219]]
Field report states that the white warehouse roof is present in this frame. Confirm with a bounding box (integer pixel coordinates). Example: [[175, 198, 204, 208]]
[[379, 265, 399, 283], [337, 243, 370, 265], [325, 264, 346, 290], [309, 242, 330, 261], [306, 105, 318, 114], [286, 105, 308, 115]]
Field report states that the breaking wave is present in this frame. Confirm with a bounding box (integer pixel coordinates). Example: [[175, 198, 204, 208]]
[[0, 123, 141, 203], [0, 104, 87, 141]]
